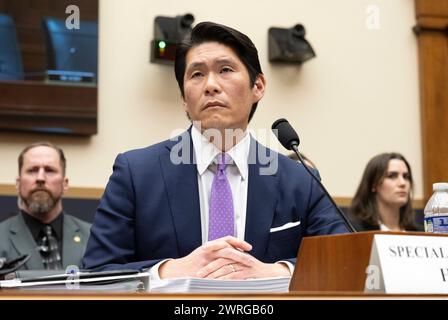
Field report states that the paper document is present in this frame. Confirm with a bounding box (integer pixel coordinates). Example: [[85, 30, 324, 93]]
[[150, 276, 291, 293]]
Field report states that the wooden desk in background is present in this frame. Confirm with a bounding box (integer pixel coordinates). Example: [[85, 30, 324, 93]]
[[0, 80, 97, 136]]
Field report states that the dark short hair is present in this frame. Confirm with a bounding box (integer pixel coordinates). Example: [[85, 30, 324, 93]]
[[18, 141, 66, 176], [174, 21, 263, 122], [350, 152, 416, 230]]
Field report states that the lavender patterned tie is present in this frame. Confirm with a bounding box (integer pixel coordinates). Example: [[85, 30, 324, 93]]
[[208, 153, 235, 241]]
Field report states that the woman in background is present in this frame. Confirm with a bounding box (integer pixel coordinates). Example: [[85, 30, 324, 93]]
[[349, 152, 419, 232]]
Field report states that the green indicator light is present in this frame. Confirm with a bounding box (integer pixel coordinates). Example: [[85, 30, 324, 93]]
[[158, 41, 166, 49]]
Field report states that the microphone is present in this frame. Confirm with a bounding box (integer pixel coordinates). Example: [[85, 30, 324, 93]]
[[271, 118, 356, 232], [0, 254, 31, 277]]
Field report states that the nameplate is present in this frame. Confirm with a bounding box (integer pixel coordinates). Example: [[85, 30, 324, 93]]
[[365, 234, 448, 294]]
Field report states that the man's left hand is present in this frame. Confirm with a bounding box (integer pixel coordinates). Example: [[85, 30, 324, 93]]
[[196, 255, 291, 279]]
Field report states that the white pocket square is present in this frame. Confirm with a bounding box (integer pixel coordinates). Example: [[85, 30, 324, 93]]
[[269, 220, 301, 233]]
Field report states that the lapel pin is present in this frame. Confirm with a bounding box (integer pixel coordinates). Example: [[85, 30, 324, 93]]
[[74, 235, 81, 243]]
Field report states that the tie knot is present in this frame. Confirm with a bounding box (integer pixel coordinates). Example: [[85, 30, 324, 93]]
[[217, 153, 232, 171], [44, 225, 53, 237]]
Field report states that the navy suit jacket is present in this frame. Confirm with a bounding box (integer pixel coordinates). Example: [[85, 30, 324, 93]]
[[82, 131, 349, 271]]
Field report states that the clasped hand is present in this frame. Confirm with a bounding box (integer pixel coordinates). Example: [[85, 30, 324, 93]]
[[159, 236, 290, 280]]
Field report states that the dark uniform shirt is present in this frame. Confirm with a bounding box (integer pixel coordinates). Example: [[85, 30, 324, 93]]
[[21, 210, 63, 258]]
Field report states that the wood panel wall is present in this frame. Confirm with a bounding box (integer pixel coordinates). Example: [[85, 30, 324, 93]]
[[414, 0, 448, 201]]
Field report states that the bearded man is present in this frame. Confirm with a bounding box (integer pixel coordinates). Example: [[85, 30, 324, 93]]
[[0, 142, 90, 271]]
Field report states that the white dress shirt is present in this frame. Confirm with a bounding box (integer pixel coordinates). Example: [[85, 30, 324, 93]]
[[150, 126, 293, 279], [379, 222, 405, 232], [192, 125, 249, 242]]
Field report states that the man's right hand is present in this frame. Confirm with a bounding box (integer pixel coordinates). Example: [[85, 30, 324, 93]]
[[158, 236, 252, 279]]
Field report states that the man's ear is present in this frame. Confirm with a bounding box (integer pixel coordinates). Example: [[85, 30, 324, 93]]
[[15, 176, 20, 190], [181, 93, 188, 110], [62, 177, 69, 193], [181, 97, 191, 120], [252, 74, 266, 103]]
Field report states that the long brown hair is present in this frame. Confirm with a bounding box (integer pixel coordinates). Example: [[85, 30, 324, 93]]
[[350, 152, 416, 230]]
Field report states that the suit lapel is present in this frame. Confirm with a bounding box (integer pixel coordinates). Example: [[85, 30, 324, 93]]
[[245, 140, 278, 260], [158, 132, 279, 260], [160, 130, 202, 257], [9, 214, 44, 270], [62, 214, 86, 268]]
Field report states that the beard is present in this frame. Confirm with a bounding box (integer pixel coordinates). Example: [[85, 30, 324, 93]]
[[21, 190, 59, 216]]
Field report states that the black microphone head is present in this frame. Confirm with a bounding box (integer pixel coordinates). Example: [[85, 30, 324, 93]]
[[271, 118, 300, 150]]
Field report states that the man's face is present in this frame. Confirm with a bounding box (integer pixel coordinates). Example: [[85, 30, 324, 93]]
[[182, 41, 265, 132], [16, 146, 68, 217]]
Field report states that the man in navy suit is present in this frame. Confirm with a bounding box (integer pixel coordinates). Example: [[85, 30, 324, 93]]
[[82, 22, 350, 279]]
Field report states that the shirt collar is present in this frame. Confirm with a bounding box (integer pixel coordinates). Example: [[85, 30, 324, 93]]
[[191, 125, 250, 180], [21, 210, 64, 242], [378, 222, 404, 232]]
